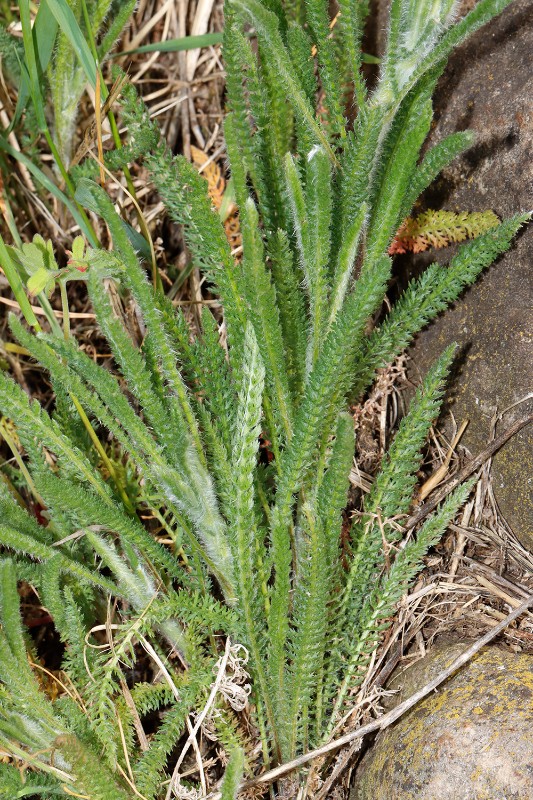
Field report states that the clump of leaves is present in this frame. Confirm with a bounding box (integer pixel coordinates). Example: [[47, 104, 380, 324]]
[[10, 234, 90, 297], [0, 0, 527, 798]]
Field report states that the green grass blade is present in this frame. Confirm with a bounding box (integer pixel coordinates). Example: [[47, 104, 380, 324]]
[[45, 0, 97, 87], [0, 234, 40, 329], [0, 138, 98, 245], [11, 0, 58, 129], [18, 0, 47, 130], [120, 31, 223, 55]]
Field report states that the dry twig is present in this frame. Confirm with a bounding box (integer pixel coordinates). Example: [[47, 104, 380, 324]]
[[404, 414, 533, 533]]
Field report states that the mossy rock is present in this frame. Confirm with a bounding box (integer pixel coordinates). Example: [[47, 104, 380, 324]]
[[403, 0, 533, 547], [353, 643, 533, 799]]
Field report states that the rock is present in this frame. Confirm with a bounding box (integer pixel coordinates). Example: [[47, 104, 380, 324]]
[[352, 642, 533, 800], [402, 0, 533, 547]]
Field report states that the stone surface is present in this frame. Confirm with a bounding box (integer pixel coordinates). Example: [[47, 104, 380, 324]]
[[401, 1, 533, 547], [353, 643, 533, 800]]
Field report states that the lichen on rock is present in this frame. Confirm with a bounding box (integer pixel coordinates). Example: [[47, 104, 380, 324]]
[[353, 642, 533, 800]]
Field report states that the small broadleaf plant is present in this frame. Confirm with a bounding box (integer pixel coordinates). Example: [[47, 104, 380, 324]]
[[0, 0, 528, 797]]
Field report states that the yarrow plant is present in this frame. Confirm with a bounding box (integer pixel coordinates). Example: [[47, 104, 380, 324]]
[[0, 0, 528, 797]]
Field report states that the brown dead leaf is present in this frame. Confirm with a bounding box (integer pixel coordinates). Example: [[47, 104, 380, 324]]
[[191, 145, 225, 210], [191, 145, 242, 257]]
